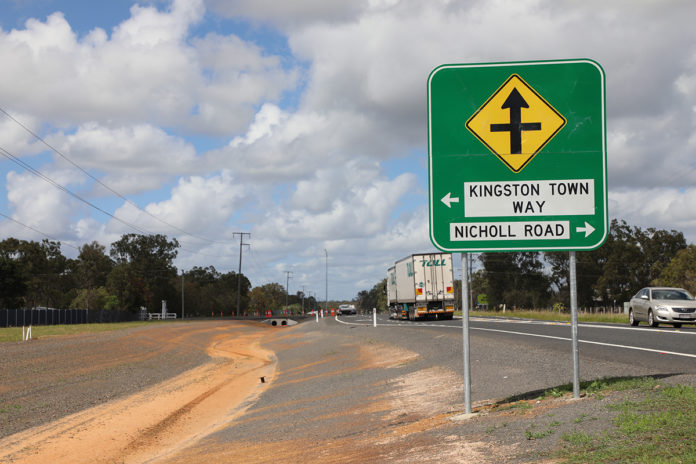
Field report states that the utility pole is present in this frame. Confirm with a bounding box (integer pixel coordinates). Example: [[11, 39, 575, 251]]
[[233, 232, 251, 317], [284, 271, 292, 315], [181, 270, 184, 320]]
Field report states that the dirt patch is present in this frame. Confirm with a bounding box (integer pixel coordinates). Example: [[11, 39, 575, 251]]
[[0, 321, 275, 464]]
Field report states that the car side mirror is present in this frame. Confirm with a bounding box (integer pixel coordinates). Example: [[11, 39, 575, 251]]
[[640, 295, 649, 300]]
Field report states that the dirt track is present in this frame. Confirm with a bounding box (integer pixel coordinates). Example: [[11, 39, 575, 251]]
[[0, 321, 276, 463]]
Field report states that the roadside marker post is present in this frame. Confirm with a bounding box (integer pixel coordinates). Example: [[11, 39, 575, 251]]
[[373, 308, 377, 328], [428, 59, 607, 407]]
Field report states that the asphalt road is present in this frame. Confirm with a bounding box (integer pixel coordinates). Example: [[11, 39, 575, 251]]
[[166, 315, 696, 463], [342, 313, 696, 377]]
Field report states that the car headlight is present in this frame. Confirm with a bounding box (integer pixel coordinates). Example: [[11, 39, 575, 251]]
[[655, 305, 671, 312]]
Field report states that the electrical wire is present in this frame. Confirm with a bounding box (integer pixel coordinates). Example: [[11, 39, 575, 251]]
[[0, 145, 234, 260], [0, 106, 227, 245], [0, 212, 80, 251]]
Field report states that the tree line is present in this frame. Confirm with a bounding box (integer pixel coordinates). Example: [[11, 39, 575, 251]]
[[0, 232, 327, 316], [355, 220, 696, 312]]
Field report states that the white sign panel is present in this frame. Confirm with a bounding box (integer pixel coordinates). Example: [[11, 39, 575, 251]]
[[464, 179, 594, 217], [450, 221, 570, 241]]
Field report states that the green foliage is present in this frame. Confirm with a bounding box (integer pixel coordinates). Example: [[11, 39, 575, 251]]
[[652, 244, 696, 294], [356, 278, 387, 312], [70, 287, 119, 310], [560, 383, 696, 463], [179, 266, 252, 317], [249, 282, 286, 313], [482, 252, 550, 309], [0, 238, 72, 308], [108, 234, 180, 312]]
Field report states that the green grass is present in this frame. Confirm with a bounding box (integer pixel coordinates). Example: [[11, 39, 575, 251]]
[[559, 382, 696, 463], [460, 309, 628, 324], [534, 376, 659, 401], [0, 321, 170, 343]]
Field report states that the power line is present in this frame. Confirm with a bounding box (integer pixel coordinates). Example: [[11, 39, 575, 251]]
[[0, 145, 152, 235], [0, 212, 80, 251], [0, 106, 225, 245], [0, 145, 235, 260]]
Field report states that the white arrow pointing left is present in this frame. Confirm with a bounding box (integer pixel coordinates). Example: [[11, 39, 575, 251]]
[[441, 192, 460, 208], [576, 221, 595, 238]]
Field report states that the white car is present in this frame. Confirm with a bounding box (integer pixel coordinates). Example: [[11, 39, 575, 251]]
[[629, 287, 696, 328], [338, 304, 356, 315]]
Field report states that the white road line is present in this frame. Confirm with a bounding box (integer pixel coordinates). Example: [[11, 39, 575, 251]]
[[470, 317, 696, 337], [334, 316, 696, 359], [472, 327, 696, 359]]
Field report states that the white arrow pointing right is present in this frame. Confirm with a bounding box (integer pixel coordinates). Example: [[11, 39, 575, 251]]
[[576, 221, 595, 238], [441, 192, 460, 208]]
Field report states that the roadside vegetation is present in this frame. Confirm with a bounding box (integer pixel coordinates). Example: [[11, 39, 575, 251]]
[[485, 377, 696, 463], [555, 378, 696, 463], [0, 321, 160, 343], [467, 309, 628, 324]]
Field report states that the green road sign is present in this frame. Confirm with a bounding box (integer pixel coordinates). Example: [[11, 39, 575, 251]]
[[427, 59, 607, 252]]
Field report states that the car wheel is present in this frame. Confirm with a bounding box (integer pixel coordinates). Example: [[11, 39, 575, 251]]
[[629, 310, 639, 326], [673, 323, 682, 328], [648, 310, 659, 327]]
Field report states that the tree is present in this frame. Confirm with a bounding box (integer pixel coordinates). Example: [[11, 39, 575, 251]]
[[636, 227, 686, 284], [75, 242, 113, 309], [0, 255, 26, 308], [108, 234, 180, 311], [249, 283, 285, 314], [0, 238, 70, 308], [481, 252, 550, 309], [356, 279, 387, 313], [593, 220, 686, 305], [653, 245, 696, 295], [70, 287, 119, 310], [545, 251, 602, 309]]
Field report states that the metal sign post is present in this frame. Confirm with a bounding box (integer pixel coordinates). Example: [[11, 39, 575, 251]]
[[461, 253, 471, 413], [569, 251, 580, 399]]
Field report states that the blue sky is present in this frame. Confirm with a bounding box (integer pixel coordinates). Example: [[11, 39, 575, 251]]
[[1, 0, 695, 301]]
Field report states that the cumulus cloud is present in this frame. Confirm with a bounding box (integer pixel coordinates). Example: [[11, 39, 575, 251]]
[[0, 0, 297, 135], [48, 123, 198, 194], [5, 168, 84, 238], [2, 0, 696, 298], [110, 169, 246, 237]]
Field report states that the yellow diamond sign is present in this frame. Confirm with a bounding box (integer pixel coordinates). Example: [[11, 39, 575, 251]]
[[466, 74, 566, 172]]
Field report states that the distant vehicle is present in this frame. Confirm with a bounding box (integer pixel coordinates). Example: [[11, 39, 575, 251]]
[[338, 304, 356, 315], [387, 253, 455, 321], [629, 287, 696, 328]]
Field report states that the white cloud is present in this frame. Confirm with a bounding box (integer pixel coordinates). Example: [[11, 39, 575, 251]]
[[0, 1, 297, 136], [48, 123, 198, 194], [5, 168, 84, 238], [2, 0, 696, 299], [110, 169, 246, 237]]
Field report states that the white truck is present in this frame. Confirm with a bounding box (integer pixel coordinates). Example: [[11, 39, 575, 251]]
[[387, 253, 455, 321]]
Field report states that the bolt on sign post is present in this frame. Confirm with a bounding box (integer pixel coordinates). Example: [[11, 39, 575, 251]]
[[428, 59, 607, 410]]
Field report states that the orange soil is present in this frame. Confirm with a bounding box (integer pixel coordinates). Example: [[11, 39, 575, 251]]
[[0, 326, 275, 464]]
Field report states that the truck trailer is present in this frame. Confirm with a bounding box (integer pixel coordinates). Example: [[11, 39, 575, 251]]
[[387, 253, 455, 321]]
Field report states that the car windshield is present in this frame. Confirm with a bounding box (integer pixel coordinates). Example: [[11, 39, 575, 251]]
[[652, 290, 694, 301]]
